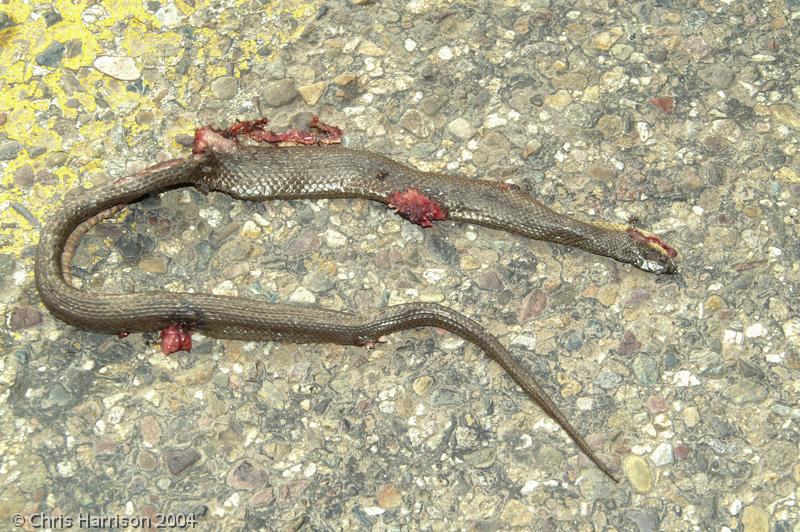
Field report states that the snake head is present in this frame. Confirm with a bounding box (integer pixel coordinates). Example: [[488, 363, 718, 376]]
[[625, 227, 678, 274]]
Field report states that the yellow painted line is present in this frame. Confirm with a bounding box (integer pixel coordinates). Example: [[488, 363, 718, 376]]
[[0, 0, 317, 259]]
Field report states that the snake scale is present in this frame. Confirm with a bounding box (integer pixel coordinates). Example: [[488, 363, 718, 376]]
[[35, 122, 678, 482]]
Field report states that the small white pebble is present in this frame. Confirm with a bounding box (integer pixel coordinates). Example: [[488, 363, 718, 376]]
[[745, 323, 766, 338], [223, 493, 240, 508], [653, 413, 672, 429], [521, 480, 540, 495], [404, 38, 417, 52], [441, 337, 465, 350], [448, 117, 476, 139], [636, 122, 652, 142], [765, 353, 783, 363], [515, 434, 533, 450], [240, 220, 261, 238], [324, 229, 347, 247], [673, 370, 700, 387], [511, 335, 536, 349], [155, 3, 183, 27], [212, 280, 238, 296], [723, 329, 744, 346], [56, 461, 75, 477], [783, 319, 799, 340], [198, 207, 222, 227], [483, 114, 508, 128], [81, 4, 108, 23], [692, 205, 704, 216], [729, 500, 743, 516], [289, 286, 316, 304], [423, 269, 446, 283], [437, 46, 453, 60], [251, 213, 271, 227], [93, 55, 141, 81], [650, 442, 674, 466], [630, 444, 650, 455], [107, 406, 125, 424]]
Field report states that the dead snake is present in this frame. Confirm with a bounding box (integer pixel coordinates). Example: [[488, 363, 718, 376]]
[[35, 125, 677, 482]]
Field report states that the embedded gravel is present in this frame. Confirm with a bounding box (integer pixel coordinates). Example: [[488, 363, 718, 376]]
[[1, 1, 798, 530]]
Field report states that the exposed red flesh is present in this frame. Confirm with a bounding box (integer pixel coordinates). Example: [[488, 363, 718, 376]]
[[245, 116, 342, 144], [193, 116, 343, 155], [626, 227, 678, 258], [160, 323, 192, 355], [386, 188, 448, 228], [198, 115, 343, 150], [221, 117, 271, 138]]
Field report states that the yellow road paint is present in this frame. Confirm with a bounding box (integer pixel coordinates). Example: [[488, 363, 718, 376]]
[[0, 0, 317, 258]]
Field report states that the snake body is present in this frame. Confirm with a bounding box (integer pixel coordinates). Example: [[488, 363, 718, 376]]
[[35, 130, 677, 482]]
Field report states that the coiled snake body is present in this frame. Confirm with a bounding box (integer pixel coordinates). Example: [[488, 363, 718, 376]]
[[35, 125, 677, 482]]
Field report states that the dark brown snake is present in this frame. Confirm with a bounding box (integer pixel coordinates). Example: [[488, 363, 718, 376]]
[[35, 127, 678, 483]]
